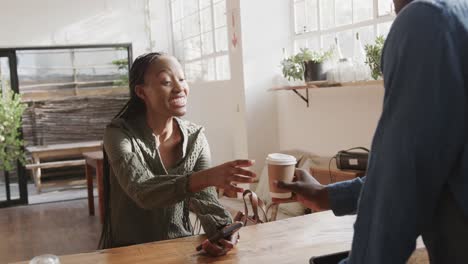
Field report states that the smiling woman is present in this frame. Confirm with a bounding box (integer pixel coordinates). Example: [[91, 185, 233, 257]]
[[99, 52, 255, 257]]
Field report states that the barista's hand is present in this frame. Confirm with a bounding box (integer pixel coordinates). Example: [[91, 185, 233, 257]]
[[276, 168, 330, 211], [190, 160, 256, 194], [201, 231, 240, 257]]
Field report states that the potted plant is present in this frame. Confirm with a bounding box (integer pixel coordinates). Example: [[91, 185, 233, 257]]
[[0, 89, 26, 172], [303, 49, 333, 82], [281, 48, 332, 84], [364, 36, 386, 80]]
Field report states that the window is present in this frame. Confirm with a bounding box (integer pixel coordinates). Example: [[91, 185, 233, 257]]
[[170, 0, 230, 82], [293, 0, 395, 58], [16, 46, 131, 97]]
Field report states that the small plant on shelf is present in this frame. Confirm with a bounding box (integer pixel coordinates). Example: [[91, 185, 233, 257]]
[[364, 36, 386, 80], [281, 48, 332, 82]]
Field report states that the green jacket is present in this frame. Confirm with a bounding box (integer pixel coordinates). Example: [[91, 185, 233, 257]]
[[100, 114, 232, 248]]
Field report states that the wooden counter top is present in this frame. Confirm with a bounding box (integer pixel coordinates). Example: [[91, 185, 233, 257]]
[[15, 211, 355, 263], [14, 211, 426, 263]]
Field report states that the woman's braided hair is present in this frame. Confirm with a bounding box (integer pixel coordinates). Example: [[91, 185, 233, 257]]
[[118, 52, 166, 117]]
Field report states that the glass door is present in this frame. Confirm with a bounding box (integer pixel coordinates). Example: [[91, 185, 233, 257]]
[[0, 50, 28, 207]]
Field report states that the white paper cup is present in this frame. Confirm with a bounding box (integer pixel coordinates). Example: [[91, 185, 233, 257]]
[[267, 153, 297, 199]]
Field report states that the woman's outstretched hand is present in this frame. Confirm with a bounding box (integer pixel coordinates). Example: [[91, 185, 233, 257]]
[[276, 168, 330, 212], [190, 160, 256, 193]]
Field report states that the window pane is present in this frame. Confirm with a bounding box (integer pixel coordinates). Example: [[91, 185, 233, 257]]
[[354, 25, 375, 47], [173, 21, 182, 41], [321, 33, 336, 51], [202, 58, 216, 81], [307, 37, 320, 52], [183, 13, 200, 39], [213, 0, 226, 28], [0, 57, 11, 94], [377, 21, 393, 37], [183, 0, 199, 16], [16, 48, 129, 94], [216, 55, 230, 80], [319, 0, 334, 30], [294, 38, 307, 53], [8, 167, 20, 200], [17, 49, 73, 94], [378, 0, 394, 16], [200, 7, 213, 33], [353, 0, 373, 22], [335, 0, 352, 26], [200, 0, 211, 9], [185, 60, 203, 81], [306, 0, 318, 32], [294, 1, 306, 33], [337, 30, 354, 59], [215, 27, 228, 52], [184, 37, 202, 61], [174, 41, 184, 61], [74, 48, 128, 85], [171, 0, 183, 22], [201, 32, 214, 55]]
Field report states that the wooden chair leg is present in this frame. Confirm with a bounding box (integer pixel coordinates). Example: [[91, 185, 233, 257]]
[[32, 155, 42, 194], [36, 167, 42, 194], [85, 163, 95, 216], [269, 203, 279, 221], [96, 161, 104, 224]]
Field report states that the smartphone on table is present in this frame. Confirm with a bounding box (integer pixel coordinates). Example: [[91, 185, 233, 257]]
[[196, 222, 243, 251]]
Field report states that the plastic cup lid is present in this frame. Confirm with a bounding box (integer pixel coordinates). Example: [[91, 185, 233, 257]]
[[266, 153, 297, 165], [29, 254, 60, 264]]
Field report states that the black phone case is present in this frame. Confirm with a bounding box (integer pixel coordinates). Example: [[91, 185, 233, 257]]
[[309, 251, 349, 264]]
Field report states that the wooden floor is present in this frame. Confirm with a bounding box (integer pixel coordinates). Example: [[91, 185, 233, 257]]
[[0, 199, 101, 263]]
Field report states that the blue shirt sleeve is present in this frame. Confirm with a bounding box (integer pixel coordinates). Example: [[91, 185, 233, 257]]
[[348, 2, 467, 263], [328, 177, 366, 216]]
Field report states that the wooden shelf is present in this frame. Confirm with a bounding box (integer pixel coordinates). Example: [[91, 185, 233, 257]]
[[270, 80, 383, 92], [269, 80, 383, 107]]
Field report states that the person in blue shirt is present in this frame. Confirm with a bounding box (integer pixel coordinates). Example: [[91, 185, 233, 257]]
[[278, 0, 468, 263]]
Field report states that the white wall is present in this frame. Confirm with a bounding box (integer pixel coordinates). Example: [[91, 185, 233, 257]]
[[239, 0, 291, 174], [0, 0, 151, 55], [277, 85, 384, 156]]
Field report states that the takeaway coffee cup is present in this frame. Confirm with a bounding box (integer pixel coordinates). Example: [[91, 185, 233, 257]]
[[267, 153, 297, 199]]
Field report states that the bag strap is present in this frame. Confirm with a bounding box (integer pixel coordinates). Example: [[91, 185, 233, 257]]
[[242, 190, 268, 223], [340, 147, 370, 153]]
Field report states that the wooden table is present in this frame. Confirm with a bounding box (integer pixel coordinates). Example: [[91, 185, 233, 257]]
[[25, 141, 103, 193], [14, 211, 427, 264], [83, 151, 104, 223], [15, 212, 355, 263]]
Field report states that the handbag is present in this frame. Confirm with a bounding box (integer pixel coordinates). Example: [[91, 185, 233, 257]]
[[335, 147, 370, 171], [233, 190, 273, 225]]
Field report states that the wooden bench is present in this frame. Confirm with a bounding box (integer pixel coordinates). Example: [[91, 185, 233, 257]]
[[25, 141, 103, 193]]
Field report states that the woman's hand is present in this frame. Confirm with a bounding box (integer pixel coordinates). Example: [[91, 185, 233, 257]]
[[276, 168, 330, 212], [190, 160, 256, 193], [201, 231, 240, 257]]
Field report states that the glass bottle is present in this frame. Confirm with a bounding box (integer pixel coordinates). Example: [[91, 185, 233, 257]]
[[353, 32, 371, 81]]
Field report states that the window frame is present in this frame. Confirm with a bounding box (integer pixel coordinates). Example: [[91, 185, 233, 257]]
[[290, 0, 395, 54], [169, 0, 231, 83]]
